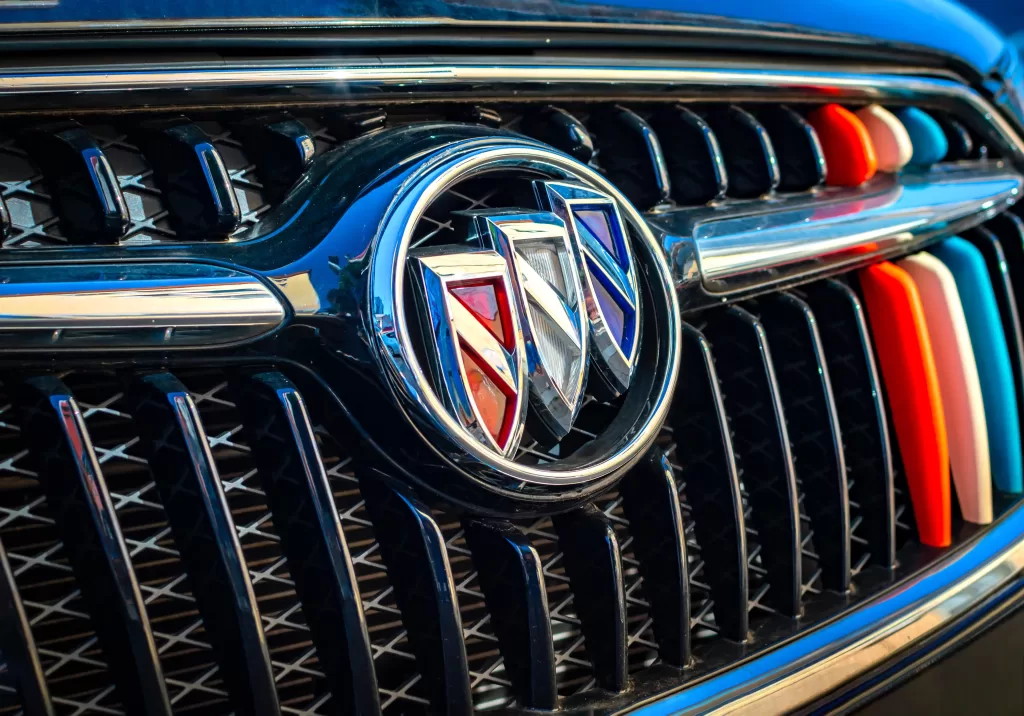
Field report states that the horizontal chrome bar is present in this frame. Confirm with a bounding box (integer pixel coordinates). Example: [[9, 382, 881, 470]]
[[631, 494, 1024, 714], [0, 60, 1019, 164], [655, 164, 1023, 296], [0, 263, 286, 350]]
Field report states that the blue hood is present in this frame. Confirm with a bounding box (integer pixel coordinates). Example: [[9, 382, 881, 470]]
[[0, 0, 1012, 78]]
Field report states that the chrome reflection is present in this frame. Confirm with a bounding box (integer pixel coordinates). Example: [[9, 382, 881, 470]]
[[658, 165, 1022, 296], [0, 263, 285, 349]]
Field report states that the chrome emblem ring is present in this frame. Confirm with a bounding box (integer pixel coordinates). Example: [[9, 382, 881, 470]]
[[369, 136, 680, 494]]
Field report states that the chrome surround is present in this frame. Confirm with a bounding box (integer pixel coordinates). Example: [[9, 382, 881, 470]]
[[631, 498, 1024, 715], [409, 247, 528, 458], [0, 61, 1020, 165], [369, 138, 680, 488], [658, 164, 1024, 296], [470, 209, 589, 444], [0, 263, 286, 349]]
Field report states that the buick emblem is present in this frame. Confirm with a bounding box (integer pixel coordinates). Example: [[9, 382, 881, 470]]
[[367, 135, 680, 505]]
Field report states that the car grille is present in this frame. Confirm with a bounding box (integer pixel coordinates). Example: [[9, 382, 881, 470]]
[[0, 61, 1022, 716]]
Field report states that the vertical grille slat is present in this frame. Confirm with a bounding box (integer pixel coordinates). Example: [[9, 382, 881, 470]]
[[759, 293, 851, 593], [358, 479, 473, 715], [700, 106, 780, 199], [129, 117, 242, 240], [701, 307, 802, 617], [462, 519, 557, 710], [966, 227, 1024, 448], [587, 105, 670, 209], [519, 106, 595, 164], [672, 323, 749, 641], [20, 121, 129, 244], [804, 280, 897, 571], [551, 506, 628, 693], [10, 375, 172, 715], [647, 105, 728, 205], [618, 451, 690, 666], [231, 370, 381, 716], [125, 371, 281, 716], [0, 537, 54, 716]]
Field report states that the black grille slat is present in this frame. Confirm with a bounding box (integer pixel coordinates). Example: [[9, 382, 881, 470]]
[[232, 113, 316, 204], [10, 375, 172, 715], [758, 293, 851, 593], [751, 106, 826, 192], [701, 307, 802, 617], [129, 118, 241, 240], [0, 537, 54, 716], [519, 106, 595, 164], [463, 519, 557, 710], [20, 121, 129, 244], [231, 370, 381, 716], [805, 280, 896, 570], [551, 506, 627, 693], [358, 479, 473, 715], [647, 105, 728, 205], [618, 451, 690, 666], [586, 105, 670, 209], [700, 106, 780, 199], [671, 323, 749, 641], [125, 371, 281, 716]]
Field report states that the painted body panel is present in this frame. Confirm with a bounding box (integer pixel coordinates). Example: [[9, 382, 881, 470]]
[[0, 0, 1010, 78]]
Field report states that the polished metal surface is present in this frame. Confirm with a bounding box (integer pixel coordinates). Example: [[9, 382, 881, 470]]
[[0, 262, 286, 349], [410, 248, 528, 458], [655, 164, 1023, 297], [470, 209, 588, 445], [369, 137, 680, 490], [631, 495, 1024, 715], [0, 61, 1020, 166]]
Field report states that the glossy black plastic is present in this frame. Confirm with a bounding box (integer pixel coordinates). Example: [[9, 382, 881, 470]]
[[966, 226, 1024, 448], [20, 120, 128, 243], [519, 105, 595, 163], [323, 107, 387, 141], [804, 279, 897, 569], [752, 105, 827, 191], [552, 505, 628, 692], [10, 375, 172, 715], [587, 104, 670, 209], [701, 306, 802, 617], [448, 105, 503, 127], [0, 195, 9, 239], [935, 113, 975, 161], [0, 538, 53, 716], [647, 104, 728, 205], [124, 371, 281, 716], [699, 105, 781, 199], [230, 370, 381, 716], [358, 478, 473, 715], [232, 112, 316, 203], [618, 450, 691, 665], [758, 293, 851, 592], [130, 116, 240, 239], [671, 323, 749, 641], [462, 518, 557, 709]]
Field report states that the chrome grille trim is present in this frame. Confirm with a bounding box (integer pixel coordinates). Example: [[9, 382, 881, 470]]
[[0, 61, 1020, 162]]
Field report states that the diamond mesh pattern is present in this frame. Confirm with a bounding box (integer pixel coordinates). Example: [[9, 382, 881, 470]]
[[593, 491, 659, 673], [658, 427, 722, 642], [179, 371, 332, 715], [0, 377, 123, 716], [516, 517, 597, 697]]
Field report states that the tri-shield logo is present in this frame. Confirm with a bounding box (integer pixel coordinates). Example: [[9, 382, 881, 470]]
[[409, 180, 640, 458]]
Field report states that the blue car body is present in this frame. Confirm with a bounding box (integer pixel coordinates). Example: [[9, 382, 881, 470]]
[[0, 0, 1014, 78]]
